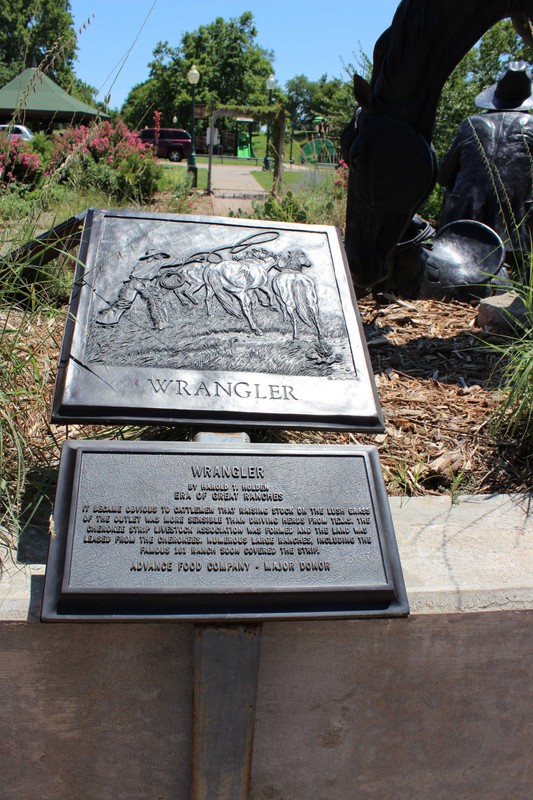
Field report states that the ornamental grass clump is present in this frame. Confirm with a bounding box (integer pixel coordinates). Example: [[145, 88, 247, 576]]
[[488, 265, 533, 449], [0, 266, 65, 549]]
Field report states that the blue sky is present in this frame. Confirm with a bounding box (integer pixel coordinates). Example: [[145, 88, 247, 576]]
[[69, 0, 402, 109]]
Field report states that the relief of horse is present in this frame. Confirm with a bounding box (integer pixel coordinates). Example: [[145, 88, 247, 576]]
[[157, 232, 281, 328], [271, 250, 322, 341], [203, 248, 280, 335], [342, 0, 533, 288], [165, 262, 206, 306]]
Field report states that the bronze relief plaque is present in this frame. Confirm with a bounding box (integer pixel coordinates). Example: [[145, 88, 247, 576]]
[[41, 440, 408, 620], [52, 209, 383, 430]]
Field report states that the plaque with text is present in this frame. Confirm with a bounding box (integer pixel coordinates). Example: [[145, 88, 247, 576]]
[[51, 209, 383, 431], [41, 440, 408, 621]]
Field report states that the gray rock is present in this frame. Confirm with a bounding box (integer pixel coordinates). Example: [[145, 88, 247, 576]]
[[476, 291, 531, 332]]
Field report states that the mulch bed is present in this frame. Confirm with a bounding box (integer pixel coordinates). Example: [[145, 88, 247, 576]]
[[271, 293, 529, 496], [355, 295, 521, 495]]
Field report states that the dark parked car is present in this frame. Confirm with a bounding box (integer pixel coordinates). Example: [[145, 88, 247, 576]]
[[139, 128, 192, 162]]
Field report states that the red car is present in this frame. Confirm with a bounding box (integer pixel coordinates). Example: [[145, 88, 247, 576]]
[[139, 128, 192, 162]]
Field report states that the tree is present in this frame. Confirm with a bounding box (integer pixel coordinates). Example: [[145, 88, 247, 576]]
[[0, 0, 79, 90], [311, 75, 355, 144], [284, 73, 354, 149], [121, 12, 274, 129], [121, 80, 160, 130], [285, 75, 316, 128]]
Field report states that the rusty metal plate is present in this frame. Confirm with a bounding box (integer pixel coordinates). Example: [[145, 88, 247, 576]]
[[51, 209, 383, 431]]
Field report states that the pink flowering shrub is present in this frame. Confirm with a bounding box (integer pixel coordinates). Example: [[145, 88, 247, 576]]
[[0, 139, 42, 190], [333, 158, 349, 196], [154, 110, 161, 144], [50, 119, 162, 202]]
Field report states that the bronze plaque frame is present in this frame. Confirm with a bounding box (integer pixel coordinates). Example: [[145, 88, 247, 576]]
[[51, 209, 383, 431]]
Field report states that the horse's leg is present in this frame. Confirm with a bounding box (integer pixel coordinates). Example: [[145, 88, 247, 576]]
[[204, 283, 214, 316], [302, 301, 322, 340], [183, 276, 207, 305], [178, 279, 200, 306], [237, 292, 262, 335], [287, 307, 298, 340], [182, 288, 199, 305], [307, 296, 323, 341], [255, 286, 278, 309], [190, 281, 206, 302], [272, 285, 289, 321], [173, 288, 190, 307]]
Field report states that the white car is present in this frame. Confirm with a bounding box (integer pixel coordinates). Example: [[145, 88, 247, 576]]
[[0, 124, 34, 141]]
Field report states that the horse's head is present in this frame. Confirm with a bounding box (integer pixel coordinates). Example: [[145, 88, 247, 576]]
[[277, 249, 313, 272], [342, 102, 437, 288]]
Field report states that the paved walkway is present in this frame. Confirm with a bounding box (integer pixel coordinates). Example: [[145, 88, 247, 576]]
[[169, 159, 309, 215], [208, 161, 310, 215], [208, 161, 268, 215]]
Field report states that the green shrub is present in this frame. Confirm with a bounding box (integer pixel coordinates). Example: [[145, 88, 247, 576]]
[[419, 183, 445, 224], [0, 184, 42, 222], [169, 170, 194, 211], [251, 190, 311, 223], [116, 150, 161, 203], [249, 164, 347, 229], [29, 131, 54, 170]]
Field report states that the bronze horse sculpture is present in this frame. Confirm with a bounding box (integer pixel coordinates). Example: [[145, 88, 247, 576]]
[[342, 0, 533, 288]]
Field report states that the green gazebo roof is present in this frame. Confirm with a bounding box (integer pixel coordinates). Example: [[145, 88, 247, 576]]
[[0, 68, 108, 122]]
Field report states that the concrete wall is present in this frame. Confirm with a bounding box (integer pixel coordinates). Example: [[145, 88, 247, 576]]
[[2, 494, 532, 800]]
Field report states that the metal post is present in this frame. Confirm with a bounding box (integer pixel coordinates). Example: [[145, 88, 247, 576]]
[[289, 120, 295, 165], [190, 430, 261, 800], [188, 84, 197, 170], [187, 85, 198, 187], [263, 88, 273, 172], [191, 624, 262, 800], [206, 110, 217, 195], [187, 66, 199, 187]]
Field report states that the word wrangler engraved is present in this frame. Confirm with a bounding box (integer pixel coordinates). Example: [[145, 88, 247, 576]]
[[42, 441, 409, 621]]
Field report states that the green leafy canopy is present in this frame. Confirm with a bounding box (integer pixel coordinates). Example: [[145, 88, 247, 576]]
[[121, 12, 275, 129], [0, 0, 96, 104]]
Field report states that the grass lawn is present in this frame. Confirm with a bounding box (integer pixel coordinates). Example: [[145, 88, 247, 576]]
[[251, 168, 317, 192], [159, 163, 208, 191], [252, 165, 339, 193]]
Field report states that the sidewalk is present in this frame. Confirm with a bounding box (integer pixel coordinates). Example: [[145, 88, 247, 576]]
[[168, 159, 310, 215], [208, 161, 267, 216], [208, 160, 315, 215]]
